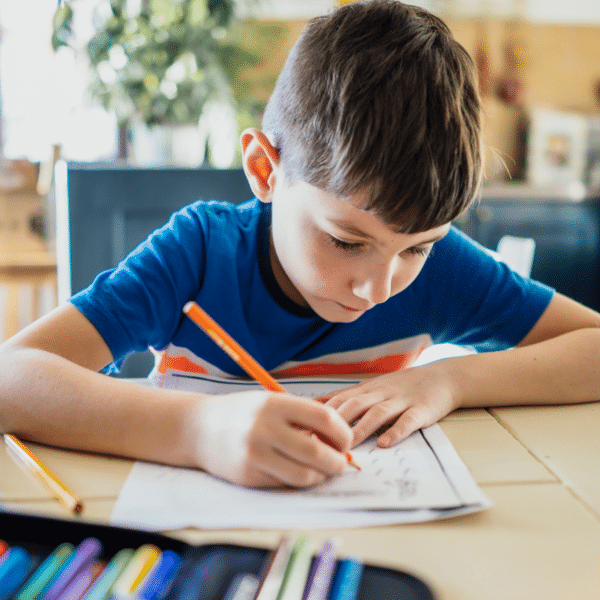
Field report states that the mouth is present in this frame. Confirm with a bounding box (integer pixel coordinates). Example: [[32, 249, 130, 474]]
[[336, 302, 371, 313]]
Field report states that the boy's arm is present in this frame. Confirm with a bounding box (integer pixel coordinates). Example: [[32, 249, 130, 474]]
[[447, 292, 600, 406], [0, 304, 352, 488], [0, 303, 206, 466], [323, 293, 600, 448]]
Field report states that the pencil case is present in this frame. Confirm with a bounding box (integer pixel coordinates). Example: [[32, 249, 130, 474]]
[[0, 509, 435, 599]]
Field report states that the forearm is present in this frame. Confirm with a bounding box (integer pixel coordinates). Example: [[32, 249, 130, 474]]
[[442, 327, 600, 408], [0, 347, 199, 467]]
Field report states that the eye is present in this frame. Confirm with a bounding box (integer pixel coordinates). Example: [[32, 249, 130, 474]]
[[329, 236, 364, 253], [404, 245, 432, 258]]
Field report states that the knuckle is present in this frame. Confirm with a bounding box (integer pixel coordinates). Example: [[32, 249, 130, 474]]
[[397, 409, 424, 435], [327, 391, 351, 407], [369, 402, 390, 420], [312, 405, 338, 429]]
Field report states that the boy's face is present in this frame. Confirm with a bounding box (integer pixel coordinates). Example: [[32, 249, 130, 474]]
[[268, 177, 450, 323]]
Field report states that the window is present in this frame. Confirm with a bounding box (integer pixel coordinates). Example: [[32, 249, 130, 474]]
[[0, 0, 117, 163]]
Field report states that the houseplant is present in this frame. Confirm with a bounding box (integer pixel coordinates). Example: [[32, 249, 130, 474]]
[[52, 0, 281, 166]]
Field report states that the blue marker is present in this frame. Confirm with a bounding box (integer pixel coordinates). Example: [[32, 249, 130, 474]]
[[0, 546, 34, 600], [327, 558, 364, 600], [135, 550, 182, 600]]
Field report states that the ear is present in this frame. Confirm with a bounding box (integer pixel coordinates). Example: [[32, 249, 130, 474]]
[[240, 128, 280, 202]]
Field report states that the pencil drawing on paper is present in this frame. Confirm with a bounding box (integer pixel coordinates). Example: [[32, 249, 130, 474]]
[[108, 372, 492, 529]]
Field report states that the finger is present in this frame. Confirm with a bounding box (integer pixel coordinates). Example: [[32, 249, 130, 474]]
[[265, 420, 349, 475], [280, 397, 353, 453], [315, 387, 348, 404], [240, 467, 285, 489], [335, 390, 386, 421], [349, 401, 400, 447], [377, 406, 429, 448], [247, 442, 328, 488], [321, 380, 367, 408]]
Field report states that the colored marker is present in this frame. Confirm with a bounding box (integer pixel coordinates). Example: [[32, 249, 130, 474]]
[[275, 535, 314, 600], [0, 546, 34, 600], [0, 541, 8, 562], [41, 537, 102, 600], [55, 561, 103, 600], [222, 573, 260, 600], [135, 550, 181, 600], [80, 548, 134, 600], [302, 539, 339, 600], [254, 536, 295, 600], [328, 558, 364, 600], [109, 544, 160, 598], [15, 543, 74, 600]]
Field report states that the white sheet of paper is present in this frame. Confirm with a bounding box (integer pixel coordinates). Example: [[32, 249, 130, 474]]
[[111, 372, 491, 530]]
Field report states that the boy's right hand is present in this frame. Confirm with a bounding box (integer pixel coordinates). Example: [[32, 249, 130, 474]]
[[187, 391, 353, 488]]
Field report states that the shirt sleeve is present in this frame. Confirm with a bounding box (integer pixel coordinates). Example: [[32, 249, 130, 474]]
[[418, 227, 554, 351], [69, 201, 209, 372]]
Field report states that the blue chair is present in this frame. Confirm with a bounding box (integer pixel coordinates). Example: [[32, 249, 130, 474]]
[[54, 161, 252, 378]]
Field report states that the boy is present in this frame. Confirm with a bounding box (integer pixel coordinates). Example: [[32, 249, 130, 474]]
[[1, 0, 599, 490]]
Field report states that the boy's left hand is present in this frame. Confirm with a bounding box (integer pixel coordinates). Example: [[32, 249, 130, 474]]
[[320, 364, 459, 448]]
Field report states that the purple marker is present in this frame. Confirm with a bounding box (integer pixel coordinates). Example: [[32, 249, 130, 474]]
[[41, 538, 102, 600], [302, 539, 339, 600], [54, 562, 102, 600]]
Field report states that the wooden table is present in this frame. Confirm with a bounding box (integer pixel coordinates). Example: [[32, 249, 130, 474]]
[[2, 400, 600, 600]]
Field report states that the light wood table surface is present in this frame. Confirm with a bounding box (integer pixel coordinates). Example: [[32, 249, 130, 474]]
[[2, 399, 600, 600]]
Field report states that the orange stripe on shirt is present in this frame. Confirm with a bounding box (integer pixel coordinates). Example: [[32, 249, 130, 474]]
[[158, 354, 209, 375], [272, 347, 427, 379]]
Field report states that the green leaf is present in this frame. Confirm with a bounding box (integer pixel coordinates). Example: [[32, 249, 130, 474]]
[[51, 2, 73, 50]]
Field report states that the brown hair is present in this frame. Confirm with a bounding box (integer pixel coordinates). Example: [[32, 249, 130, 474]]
[[262, 0, 483, 233]]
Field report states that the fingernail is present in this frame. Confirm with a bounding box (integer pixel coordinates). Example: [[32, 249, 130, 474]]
[[379, 436, 390, 447]]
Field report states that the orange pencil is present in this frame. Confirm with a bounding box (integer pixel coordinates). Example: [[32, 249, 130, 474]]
[[4, 433, 83, 514], [183, 301, 360, 470]]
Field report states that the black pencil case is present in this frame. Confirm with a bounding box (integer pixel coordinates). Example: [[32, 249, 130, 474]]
[[0, 510, 435, 599]]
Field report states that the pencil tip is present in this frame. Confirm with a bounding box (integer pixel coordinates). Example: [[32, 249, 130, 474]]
[[346, 453, 361, 471]]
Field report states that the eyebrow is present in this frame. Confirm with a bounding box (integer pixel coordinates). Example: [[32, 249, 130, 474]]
[[329, 219, 447, 246]]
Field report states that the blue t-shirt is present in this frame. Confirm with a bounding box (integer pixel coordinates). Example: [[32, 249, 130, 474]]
[[70, 198, 553, 378]]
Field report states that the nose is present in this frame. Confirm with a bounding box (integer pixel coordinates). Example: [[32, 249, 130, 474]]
[[351, 260, 396, 305]]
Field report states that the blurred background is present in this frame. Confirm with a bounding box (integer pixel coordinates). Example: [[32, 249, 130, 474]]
[[0, 0, 599, 362]]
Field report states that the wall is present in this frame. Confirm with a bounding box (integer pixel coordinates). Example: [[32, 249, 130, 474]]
[[447, 18, 600, 180]]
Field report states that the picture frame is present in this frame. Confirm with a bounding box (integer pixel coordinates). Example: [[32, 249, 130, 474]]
[[526, 107, 589, 189]]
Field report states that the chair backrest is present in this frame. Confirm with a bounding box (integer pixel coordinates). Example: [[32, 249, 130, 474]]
[[495, 235, 536, 278], [54, 161, 252, 378], [483, 235, 536, 278]]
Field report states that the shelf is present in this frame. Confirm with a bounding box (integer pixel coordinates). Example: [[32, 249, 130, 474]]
[[0, 251, 57, 270]]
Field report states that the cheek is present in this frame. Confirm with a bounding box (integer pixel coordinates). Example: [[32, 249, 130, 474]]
[[306, 247, 337, 283], [298, 244, 349, 294]]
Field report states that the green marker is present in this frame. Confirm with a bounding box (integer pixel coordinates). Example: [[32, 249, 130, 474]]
[[276, 535, 315, 600], [15, 543, 74, 600], [80, 548, 134, 600]]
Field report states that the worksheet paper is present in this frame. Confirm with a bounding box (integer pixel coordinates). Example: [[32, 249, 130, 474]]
[[111, 372, 491, 530]]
